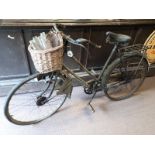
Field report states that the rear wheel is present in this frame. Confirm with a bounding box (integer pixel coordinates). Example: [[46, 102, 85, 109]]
[[102, 55, 148, 100], [5, 72, 68, 125]]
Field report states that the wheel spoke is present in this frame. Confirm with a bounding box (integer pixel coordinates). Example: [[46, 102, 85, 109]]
[[104, 56, 147, 100], [5, 73, 68, 125]]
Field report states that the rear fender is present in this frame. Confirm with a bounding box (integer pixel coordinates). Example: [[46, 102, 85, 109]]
[[121, 51, 149, 71]]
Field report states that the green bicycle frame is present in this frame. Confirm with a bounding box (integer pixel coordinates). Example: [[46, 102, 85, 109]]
[[62, 44, 118, 87]]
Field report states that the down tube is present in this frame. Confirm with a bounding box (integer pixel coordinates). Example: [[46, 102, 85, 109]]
[[63, 65, 88, 87]]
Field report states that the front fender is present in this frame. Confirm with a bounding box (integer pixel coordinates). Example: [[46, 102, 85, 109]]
[[57, 78, 73, 98]]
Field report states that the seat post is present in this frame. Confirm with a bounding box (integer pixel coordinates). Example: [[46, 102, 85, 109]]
[[98, 43, 118, 80]]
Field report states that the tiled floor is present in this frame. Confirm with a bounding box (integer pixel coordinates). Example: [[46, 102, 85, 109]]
[[0, 77, 155, 135]]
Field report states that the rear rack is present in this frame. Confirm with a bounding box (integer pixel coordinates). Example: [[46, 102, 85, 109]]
[[118, 44, 147, 53]]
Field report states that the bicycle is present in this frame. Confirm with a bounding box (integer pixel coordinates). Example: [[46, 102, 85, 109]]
[[4, 24, 148, 125]]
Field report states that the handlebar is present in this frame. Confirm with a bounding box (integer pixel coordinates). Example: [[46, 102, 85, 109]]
[[52, 23, 102, 49], [75, 38, 102, 48]]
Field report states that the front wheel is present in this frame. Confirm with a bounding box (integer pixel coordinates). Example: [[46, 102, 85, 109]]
[[102, 55, 148, 101], [5, 72, 68, 125]]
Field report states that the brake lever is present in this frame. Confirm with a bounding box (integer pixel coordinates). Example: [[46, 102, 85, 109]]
[[65, 38, 90, 58], [75, 38, 102, 49], [95, 45, 102, 48]]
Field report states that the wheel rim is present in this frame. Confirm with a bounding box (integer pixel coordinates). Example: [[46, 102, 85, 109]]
[[105, 57, 146, 100], [6, 74, 67, 125]]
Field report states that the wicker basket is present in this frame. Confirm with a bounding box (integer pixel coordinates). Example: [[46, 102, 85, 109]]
[[28, 33, 63, 73], [28, 45, 63, 73]]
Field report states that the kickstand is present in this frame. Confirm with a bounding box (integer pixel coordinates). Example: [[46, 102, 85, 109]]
[[88, 91, 97, 113]]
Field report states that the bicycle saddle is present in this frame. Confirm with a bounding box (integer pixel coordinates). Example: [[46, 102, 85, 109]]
[[106, 31, 131, 44]]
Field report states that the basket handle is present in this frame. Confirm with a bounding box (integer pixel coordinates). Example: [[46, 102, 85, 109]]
[[52, 23, 60, 33]]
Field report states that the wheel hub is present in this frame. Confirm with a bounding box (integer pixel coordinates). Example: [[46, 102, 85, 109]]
[[84, 87, 93, 94], [36, 96, 47, 106]]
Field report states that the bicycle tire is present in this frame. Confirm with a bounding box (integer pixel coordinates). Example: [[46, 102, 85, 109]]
[[102, 55, 148, 101], [5, 73, 68, 125]]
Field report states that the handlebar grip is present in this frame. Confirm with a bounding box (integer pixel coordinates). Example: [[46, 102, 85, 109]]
[[51, 24, 102, 49]]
